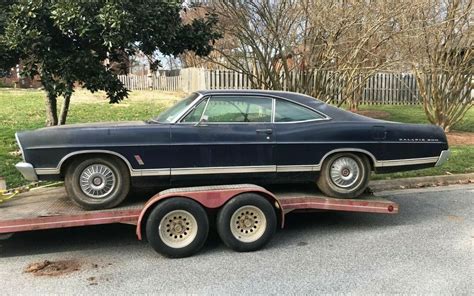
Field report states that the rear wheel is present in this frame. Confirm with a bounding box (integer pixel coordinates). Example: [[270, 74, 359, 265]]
[[64, 156, 130, 210], [216, 193, 277, 252], [146, 198, 209, 258], [316, 152, 370, 199]]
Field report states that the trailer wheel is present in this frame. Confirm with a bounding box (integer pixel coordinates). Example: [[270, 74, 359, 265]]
[[145, 198, 209, 258], [216, 193, 276, 252]]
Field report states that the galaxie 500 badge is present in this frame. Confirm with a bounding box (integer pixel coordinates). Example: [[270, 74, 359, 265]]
[[398, 138, 439, 142]]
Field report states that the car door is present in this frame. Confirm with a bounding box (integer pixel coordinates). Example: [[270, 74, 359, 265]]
[[272, 99, 329, 179], [170, 95, 275, 184]]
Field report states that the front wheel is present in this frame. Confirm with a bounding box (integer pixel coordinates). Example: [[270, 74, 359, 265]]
[[316, 152, 370, 199], [216, 193, 277, 252], [145, 198, 209, 258], [64, 156, 130, 210]]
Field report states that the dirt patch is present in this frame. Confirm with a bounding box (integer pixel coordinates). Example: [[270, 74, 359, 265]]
[[353, 110, 391, 119], [447, 132, 474, 145], [87, 276, 98, 286], [24, 259, 81, 277], [447, 215, 464, 222]]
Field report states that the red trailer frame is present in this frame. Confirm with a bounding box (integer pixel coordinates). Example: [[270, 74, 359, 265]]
[[0, 184, 398, 237]]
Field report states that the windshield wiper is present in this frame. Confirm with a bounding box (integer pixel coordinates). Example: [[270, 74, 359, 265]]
[[146, 119, 160, 124]]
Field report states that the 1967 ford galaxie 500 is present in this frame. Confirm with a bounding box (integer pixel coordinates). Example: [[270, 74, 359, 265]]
[[15, 90, 450, 209]]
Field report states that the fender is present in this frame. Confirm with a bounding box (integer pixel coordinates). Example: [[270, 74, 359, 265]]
[[136, 184, 284, 240]]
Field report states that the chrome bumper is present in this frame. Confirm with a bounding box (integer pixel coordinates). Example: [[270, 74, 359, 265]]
[[15, 162, 38, 181], [435, 150, 451, 167]]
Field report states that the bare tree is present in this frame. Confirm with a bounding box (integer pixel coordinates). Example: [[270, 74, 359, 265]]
[[406, 0, 473, 132], [183, 0, 411, 110], [304, 0, 413, 109]]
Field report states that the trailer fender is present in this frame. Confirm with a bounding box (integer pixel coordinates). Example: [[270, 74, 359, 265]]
[[136, 184, 283, 240]]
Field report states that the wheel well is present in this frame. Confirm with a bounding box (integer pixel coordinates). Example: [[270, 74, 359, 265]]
[[59, 153, 131, 177], [322, 150, 375, 171]]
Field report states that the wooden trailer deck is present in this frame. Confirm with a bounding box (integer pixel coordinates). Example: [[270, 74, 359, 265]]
[[0, 185, 398, 235]]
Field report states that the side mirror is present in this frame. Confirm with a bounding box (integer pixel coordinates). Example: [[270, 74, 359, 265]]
[[195, 115, 209, 127]]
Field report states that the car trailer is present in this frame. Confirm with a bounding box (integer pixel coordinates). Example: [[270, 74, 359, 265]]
[[0, 184, 398, 258]]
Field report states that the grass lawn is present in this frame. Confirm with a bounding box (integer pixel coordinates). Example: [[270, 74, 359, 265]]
[[358, 104, 474, 133], [0, 89, 174, 188], [0, 89, 473, 188]]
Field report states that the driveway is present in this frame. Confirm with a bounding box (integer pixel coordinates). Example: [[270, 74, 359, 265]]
[[1, 184, 473, 294]]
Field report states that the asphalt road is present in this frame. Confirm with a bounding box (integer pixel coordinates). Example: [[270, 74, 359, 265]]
[[1, 184, 473, 295]]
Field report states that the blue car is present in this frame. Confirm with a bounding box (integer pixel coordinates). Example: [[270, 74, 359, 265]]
[[15, 90, 450, 209]]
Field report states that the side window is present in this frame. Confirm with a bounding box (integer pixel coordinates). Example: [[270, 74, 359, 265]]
[[203, 96, 272, 123], [274, 100, 324, 122], [181, 99, 208, 123]]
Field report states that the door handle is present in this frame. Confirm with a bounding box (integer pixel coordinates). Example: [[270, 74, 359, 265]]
[[256, 128, 273, 135]]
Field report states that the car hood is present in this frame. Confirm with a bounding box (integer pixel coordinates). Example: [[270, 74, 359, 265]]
[[15, 120, 167, 153]]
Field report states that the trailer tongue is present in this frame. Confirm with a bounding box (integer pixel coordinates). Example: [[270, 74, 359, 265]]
[[0, 184, 398, 257]]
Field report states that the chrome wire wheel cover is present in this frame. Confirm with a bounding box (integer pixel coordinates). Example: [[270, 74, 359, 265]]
[[159, 210, 198, 248], [230, 205, 267, 243], [330, 157, 361, 188], [79, 164, 116, 199]]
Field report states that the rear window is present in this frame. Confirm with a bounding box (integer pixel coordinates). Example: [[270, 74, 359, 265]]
[[275, 100, 325, 122]]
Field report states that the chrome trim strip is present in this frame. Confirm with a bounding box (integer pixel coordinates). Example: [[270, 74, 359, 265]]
[[171, 165, 276, 176], [140, 168, 171, 176], [271, 98, 276, 122], [176, 92, 331, 124], [435, 149, 450, 166], [15, 133, 26, 162], [34, 150, 140, 177], [170, 93, 204, 124], [375, 156, 439, 167], [36, 168, 60, 175], [56, 150, 137, 175], [32, 148, 444, 177], [26, 140, 447, 150], [320, 148, 378, 168], [199, 97, 211, 122], [277, 164, 320, 172]]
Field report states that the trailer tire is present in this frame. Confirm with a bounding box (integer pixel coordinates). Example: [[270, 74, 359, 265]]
[[217, 193, 276, 252], [146, 198, 209, 258]]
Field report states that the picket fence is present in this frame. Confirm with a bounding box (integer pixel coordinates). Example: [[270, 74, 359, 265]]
[[118, 68, 422, 105], [118, 74, 182, 92]]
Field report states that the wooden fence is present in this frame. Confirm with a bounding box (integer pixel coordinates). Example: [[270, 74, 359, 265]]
[[118, 68, 422, 105], [362, 73, 420, 105], [204, 70, 421, 105], [118, 74, 182, 92]]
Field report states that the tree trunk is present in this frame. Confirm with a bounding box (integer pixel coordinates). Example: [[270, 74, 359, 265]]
[[45, 93, 58, 126], [59, 92, 72, 125], [349, 97, 359, 112]]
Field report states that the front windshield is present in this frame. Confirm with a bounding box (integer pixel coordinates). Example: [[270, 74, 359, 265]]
[[152, 93, 199, 123]]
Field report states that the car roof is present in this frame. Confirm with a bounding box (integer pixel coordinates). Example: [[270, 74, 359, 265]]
[[195, 89, 377, 122], [195, 89, 325, 106]]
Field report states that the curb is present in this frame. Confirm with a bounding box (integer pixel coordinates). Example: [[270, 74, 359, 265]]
[[369, 173, 474, 192]]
